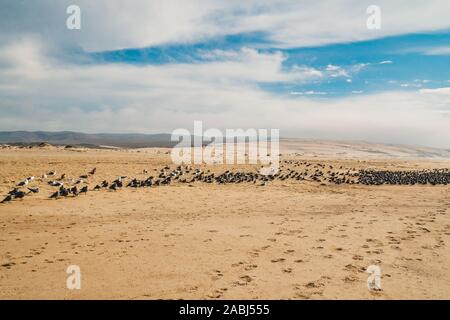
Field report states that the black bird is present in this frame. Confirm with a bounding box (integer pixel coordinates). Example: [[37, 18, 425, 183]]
[[8, 188, 19, 195], [1, 194, 13, 203], [93, 185, 101, 191], [60, 188, 70, 197], [79, 175, 88, 179], [71, 186, 79, 196], [101, 180, 108, 188], [14, 191, 27, 200], [109, 183, 118, 191], [89, 168, 97, 175], [49, 191, 60, 199], [80, 186, 88, 194], [27, 187, 40, 194]]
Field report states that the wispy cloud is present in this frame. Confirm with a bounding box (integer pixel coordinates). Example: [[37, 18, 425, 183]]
[[422, 46, 450, 55]]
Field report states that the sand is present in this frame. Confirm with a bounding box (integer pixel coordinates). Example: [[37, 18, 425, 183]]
[[0, 145, 449, 299]]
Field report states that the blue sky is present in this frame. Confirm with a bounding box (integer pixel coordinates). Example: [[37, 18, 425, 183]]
[[0, 0, 450, 148], [91, 31, 450, 98]]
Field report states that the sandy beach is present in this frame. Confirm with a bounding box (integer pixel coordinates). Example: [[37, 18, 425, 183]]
[[0, 144, 449, 300]]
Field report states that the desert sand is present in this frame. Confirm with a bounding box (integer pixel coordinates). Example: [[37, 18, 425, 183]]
[[0, 143, 449, 299]]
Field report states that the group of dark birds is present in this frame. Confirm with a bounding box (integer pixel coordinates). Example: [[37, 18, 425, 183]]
[[2, 162, 449, 204]]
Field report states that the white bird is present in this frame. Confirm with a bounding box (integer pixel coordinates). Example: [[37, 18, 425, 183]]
[[27, 176, 35, 182], [49, 181, 63, 187]]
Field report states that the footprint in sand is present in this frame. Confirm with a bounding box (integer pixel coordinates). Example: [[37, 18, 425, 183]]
[[232, 275, 253, 287]]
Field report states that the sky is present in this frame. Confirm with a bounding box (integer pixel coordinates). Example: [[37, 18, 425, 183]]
[[0, 0, 450, 148]]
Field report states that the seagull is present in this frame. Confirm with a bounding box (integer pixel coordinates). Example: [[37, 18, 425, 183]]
[[49, 191, 60, 199], [27, 187, 40, 194], [109, 183, 118, 191], [70, 186, 79, 196], [14, 191, 27, 200], [17, 179, 29, 187], [49, 181, 64, 187], [1, 194, 13, 203], [27, 176, 35, 182], [60, 188, 70, 197], [8, 188, 19, 195]]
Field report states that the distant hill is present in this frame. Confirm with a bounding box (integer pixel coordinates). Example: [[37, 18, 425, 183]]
[[0, 131, 179, 148], [1, 131, 450, 160]]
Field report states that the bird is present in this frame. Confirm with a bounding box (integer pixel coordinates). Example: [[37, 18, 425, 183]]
[[8, 188, 19, 195], [79, 175, 88, 179], [109, 183, 118, 191], [49, 191, 60, 199], [1, 194, 13, 203], [60, 188, 70, 197], [70, 186, 79, 196], [27, 187, 40, 194], [94, 185, 101, 191], [89, 168, 97, 175], [80, 186, 88, 195], [13, 191, 27, 200], [49, 181, 63, 187], [17, 179, 29, 187], [48, 171, 56, 176]]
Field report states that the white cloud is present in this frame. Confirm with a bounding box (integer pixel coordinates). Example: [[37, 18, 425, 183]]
[[400, 83, 422, 88], [379, 60, 393, 64], [419, 87, 450, 94], [422, 46, 450, 55], [325, 64, 351, 78], [290, 91, 328, 95]]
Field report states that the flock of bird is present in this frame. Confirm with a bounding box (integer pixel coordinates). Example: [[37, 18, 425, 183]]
[[2, 161, 449, 204]]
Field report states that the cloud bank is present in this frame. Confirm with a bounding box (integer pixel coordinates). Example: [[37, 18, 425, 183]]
[[1, 38, 449, 148]]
